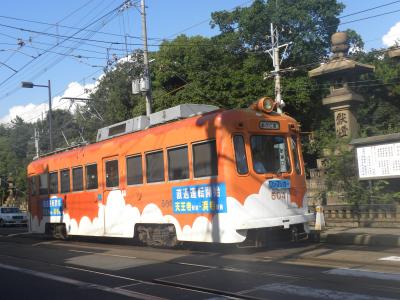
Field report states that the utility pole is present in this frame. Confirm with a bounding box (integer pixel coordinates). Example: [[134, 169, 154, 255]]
[[34, 128, 40, 159], [141, 0, 152, 116], [47, 79, 53, 151], [265, 23, 293, 114]]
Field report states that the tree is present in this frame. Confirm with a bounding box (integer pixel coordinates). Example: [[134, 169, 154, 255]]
[[211, 0, 344, 64], [153, 34, 272, 110], [9, 117, 34, 159], [88, 50, 148, 128], [349, 50, 400, 136]]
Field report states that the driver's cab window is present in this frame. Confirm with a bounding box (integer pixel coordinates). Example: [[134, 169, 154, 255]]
[[250, 135, 291, 174]]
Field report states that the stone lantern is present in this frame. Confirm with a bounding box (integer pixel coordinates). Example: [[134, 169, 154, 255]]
[[4, 176, 16, 207], [309, 32, 374, 139], [388, 48, 400, 59]]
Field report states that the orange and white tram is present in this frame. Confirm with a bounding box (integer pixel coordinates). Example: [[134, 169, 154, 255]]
[[27, 97, 314, 246]]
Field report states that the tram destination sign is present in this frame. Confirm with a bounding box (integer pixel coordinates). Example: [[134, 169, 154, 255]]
[[356, 141, 400, 180], [259, 121, 279, 130]]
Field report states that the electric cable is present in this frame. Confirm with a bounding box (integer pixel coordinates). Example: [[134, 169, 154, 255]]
[[0, 1, 127, 99], [340, 0, 400, 18]]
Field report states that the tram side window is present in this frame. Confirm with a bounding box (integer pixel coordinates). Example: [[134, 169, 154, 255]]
[[60, 169, 70, 193], [86, 164, 98, 190], [30, 176, 38, 196], [106, 160, 119, 188], [168, 146, 189, 181], [291, 136, 301, 174], [146, 151, 164, 183], [126, 155, 143, 185], [49, 172, 58, 194], [72, 167, 83, 191], [39, 173, 48, 195], [233, 135, 248, 175], [193, 140, 218, 178]]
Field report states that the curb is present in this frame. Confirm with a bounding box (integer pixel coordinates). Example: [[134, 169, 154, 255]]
[[318, 231, 400, 247]]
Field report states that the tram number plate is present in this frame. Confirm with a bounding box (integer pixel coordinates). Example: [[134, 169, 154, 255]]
[[271, 191, 288, 201], [269, 179, 290, 189]]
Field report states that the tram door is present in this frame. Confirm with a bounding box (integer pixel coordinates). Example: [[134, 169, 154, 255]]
[[102, 156, 124, 235], [289, 136, 305, 207]]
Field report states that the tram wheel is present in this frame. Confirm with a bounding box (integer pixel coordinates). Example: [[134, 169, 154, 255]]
[[45, 223, 68, 240], [55, 224, 68, 240], [136, 224, 179, 247]]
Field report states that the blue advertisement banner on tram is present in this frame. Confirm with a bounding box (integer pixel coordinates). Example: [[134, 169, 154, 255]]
[[42, 197, 63, 217], [172, 183, 227, 214]]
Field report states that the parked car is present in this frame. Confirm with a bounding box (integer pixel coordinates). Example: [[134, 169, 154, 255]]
[[0, 207, 28, 226]]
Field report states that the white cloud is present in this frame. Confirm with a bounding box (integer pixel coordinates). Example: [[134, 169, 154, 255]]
[[382, 21, 400, 47], [0, 55, 137, 124], [0, 103, 47, 124], [0, 81, 97, 124]]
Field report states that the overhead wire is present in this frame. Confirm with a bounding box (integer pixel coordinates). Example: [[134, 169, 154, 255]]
[[0, 1, 127, 99], [0, 1, 145, 104], [0, 1, 398, 62], [340, 8, 400, 26], [1, 2, 134, 118], [339, 0, 400, 18], [0, 14, 154, 41], [1, 44, 105, 60], [0, 0, 99, 83], [0, 22, 174, 47], [1, 1, 142, 120], [0, 1, 121, 78], [26, 0, 96, 41]]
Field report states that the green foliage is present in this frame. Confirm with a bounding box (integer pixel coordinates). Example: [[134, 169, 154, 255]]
[[0, 123, 29, 201], [345, 50, 400, 136], [88, 52, 147, 126], [345, 29, 364, 54]]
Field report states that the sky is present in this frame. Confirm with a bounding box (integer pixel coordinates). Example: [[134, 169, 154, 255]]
[[0, 0, 399, 124]]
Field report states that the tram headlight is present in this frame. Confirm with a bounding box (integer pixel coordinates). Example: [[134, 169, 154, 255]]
[[263, 98, 274, 111], [255, 97, 276, 113]]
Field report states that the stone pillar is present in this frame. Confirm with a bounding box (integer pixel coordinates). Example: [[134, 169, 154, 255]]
[[333, 107, 359, 138], [307, 32, 375, 205], [309, 32, 374, 139], [5, 177, 16, 207]]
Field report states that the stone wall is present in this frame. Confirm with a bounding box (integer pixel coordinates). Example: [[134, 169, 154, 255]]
[[310, 204, 400, 228]]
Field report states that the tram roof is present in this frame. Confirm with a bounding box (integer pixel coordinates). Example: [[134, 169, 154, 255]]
[[28, 103, 297, 171]]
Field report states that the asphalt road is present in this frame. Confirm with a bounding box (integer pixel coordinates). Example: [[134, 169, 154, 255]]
[[0, 226, 399, 300]]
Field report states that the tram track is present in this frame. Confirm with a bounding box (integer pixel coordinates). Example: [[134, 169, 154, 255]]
[[0, 244, 267, 300], [1, 234, 400, 299], [50, 239, 308, 280], [0, 234, 318, 282], [7, 234, 400, 281]]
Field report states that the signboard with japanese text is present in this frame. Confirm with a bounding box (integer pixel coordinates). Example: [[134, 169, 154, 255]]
[[356, 142, 400, 180], [172, 183, 227, 214], [43, 197, 63, 217]]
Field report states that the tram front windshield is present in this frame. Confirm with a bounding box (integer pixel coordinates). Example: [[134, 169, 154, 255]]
[[250, 135, 291, 174]]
